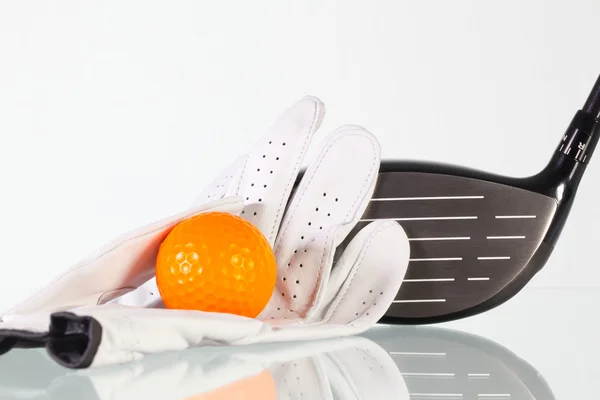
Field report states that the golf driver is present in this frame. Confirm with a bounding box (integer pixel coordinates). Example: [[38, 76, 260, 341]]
[[337, 74, 600, 324]]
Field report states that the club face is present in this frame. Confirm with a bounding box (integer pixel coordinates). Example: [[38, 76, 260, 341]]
[[353, 163, 560, 324]]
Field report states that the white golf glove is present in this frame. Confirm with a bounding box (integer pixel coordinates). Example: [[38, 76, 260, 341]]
[[0, 336, 409, 400], [0, 96, 410, 368]]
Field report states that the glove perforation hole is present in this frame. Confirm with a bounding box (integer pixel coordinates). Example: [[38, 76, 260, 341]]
[[276, 157, 280, 160], [283, 277, 287, 281], [295, 280, 299, 284]]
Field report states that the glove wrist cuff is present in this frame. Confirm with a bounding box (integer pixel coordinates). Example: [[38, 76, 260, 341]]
[[47, 312, 102, 369]]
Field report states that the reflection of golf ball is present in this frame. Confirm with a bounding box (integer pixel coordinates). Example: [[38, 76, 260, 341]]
[[185, 369, 277, 400], [155, 212, 277, 318]]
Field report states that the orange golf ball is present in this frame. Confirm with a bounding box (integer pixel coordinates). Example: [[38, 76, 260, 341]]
[[156, 212, 277, 318]]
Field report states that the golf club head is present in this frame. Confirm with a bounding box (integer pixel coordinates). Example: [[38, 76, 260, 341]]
[[361, 325, 556, 400], [334, 74, 600, 324]]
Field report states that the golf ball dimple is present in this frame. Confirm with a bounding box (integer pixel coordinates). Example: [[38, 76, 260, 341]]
[[155, 212, 277, 318]]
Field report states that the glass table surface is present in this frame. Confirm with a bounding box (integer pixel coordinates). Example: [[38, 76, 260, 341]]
[[0, 287, 595, 399]]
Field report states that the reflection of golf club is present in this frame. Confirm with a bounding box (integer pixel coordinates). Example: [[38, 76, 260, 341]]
[[361, 325, 556, 399], [0, 336, 409, 400], [335, 74, 600, 324]]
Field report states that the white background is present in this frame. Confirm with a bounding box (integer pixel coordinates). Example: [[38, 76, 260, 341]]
[[1, 0, 599, 306], [1, 2, 600, 300], [0, 1, 599, 397]]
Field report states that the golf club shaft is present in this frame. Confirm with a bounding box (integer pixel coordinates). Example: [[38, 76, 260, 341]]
[[583, 74, 600, 119]]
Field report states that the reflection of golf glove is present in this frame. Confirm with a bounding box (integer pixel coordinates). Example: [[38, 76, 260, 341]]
[[0, 336, 409, 400], [0, 97, 410, 368]]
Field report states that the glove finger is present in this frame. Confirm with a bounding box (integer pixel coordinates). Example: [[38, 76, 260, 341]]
[[193, 97, 323, 210], [231, 96, 325, 245], [314, 220, 409, 328], [0, 197, 244, 319], [261, 126, 380, 320], [193, 96, 325, 244]]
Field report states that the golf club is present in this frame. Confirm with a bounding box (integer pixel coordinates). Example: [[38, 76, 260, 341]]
[[347, 74, 600, 324]]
